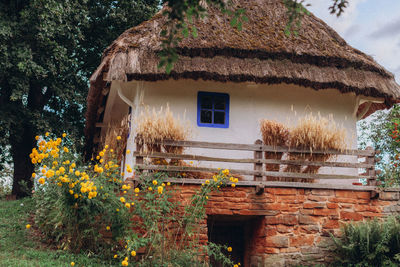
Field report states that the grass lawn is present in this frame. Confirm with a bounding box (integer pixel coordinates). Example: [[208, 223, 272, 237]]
[[0, 198, 113, 267]]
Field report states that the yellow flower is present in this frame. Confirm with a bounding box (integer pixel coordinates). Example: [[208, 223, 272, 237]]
[[205, 180, 210, 184], [122, 185, 128, 190], [234, 265, 238, 267], [38, 178, 45, 185], [162, 183, 166, 187], [116, 208, 120, 212], [26, 224, 31, 229], [167, 182, 171, 186], [106, 226, 110, 231], [69, 190, 74, 195], [120, 197, 126, 203], [74, 194, 79, 199], [35, 136, 39, 140], [131, 250, 136, 256], [231, 183, 236, 188], [105, 145, 109, 149], [206, 196, 209, 199], [62, 133, 67, 138], [148, 187, 153, 191], [227, 246, 232, 252], [71, 163, 76, 168], [70, 262, 75, 266], [131, 202, 135, 206], [32, 173, 36, 178], [99, 151, 104, 157], [234, 178, 239, 183], [126, 164, 132, 173], [152, 180, 158, 185], [125, 203, 131, 208], [222, 169, 229, 175], [189, 161, 194, 164], [113, 254, 118, 258], [157, 186, 163, 194], [45, 132, 49, 137], [134, 188, 140, 193], [116, 136, 121, 140], [75, 170, 80, 176], [126, 149, 131, 154], [121, 260, 128, 266]]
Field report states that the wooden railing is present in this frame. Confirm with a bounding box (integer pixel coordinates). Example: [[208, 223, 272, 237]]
[[133, 138, 379, 190]]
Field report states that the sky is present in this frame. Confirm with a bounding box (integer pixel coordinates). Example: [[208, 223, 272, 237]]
[[306, 0, 400, 83]]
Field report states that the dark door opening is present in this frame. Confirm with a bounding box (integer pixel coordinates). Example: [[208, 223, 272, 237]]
[[207, 215, 263, 267]]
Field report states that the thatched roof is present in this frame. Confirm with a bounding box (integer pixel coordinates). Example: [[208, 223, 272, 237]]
[[85, 0, 400, 156]]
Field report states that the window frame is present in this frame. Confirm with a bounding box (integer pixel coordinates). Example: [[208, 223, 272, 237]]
[[197, 91, 230, 128]]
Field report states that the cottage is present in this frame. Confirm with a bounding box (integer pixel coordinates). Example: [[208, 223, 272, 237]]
[[84, 1, 400, 265]]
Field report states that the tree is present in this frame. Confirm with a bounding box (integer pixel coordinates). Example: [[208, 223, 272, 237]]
[[0, 0, 159, 198], [358, 105, 400, 186]]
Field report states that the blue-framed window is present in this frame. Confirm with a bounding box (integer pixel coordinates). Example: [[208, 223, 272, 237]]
[[197, 91, 229, 128]]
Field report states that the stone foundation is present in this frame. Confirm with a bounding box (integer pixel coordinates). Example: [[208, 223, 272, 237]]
[[173, 185, 400, 267]]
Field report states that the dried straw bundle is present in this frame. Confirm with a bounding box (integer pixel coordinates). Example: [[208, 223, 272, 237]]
[[260, 120, 289, 181], [284, 114, 346, 181], [136, 105, 190, 156], [103, 115, 130, 163]]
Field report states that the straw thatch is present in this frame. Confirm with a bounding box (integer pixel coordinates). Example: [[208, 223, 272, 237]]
[[284, 114, 347, 182], [136, 105, 191, 155], [260, 120, 289, 181], [84, 0, 400, 156]]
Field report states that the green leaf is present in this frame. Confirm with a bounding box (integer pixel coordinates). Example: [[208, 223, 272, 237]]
[[192, 26, 198, 38]]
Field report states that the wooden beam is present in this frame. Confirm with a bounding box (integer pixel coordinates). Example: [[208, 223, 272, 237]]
[[138, 139, 375, 156], [135, 164, 373, 180], [130, 177, 377, 191], [133, 152, 374, 169]]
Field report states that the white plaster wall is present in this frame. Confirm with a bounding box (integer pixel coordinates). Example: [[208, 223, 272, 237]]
[[121, 79, 363, 183]]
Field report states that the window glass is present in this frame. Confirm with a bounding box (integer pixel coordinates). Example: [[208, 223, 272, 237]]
[[200, 110, 212, 123], [197, 92, 229, 128], [214, 111, 225, 124]]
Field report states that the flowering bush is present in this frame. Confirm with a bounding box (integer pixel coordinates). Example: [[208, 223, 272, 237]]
[[29, 133, 239, 266], [31, 133, 131, 253]]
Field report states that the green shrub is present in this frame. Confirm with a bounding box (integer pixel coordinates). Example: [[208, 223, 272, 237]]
[[331, 216, 400, 266]]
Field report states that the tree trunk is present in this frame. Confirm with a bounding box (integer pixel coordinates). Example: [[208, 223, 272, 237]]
[[10, 121, 36, 198]]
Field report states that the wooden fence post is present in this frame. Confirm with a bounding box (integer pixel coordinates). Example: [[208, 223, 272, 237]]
[[254, 139, 263, 182], [135, 138, 143, 174], [366, 146, 377, 198]]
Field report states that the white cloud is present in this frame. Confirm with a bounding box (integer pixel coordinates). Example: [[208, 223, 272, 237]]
[[306, 0, 367, 36]]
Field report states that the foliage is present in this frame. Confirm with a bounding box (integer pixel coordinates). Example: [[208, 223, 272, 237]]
[[331, 216, 400, 266], [0, 0, 159, 197], [358, 105, 400, 187], [29, 132, 239, 266]]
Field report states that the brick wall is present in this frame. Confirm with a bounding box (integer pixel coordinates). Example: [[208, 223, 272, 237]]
[[173, 184, 400, 267]]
